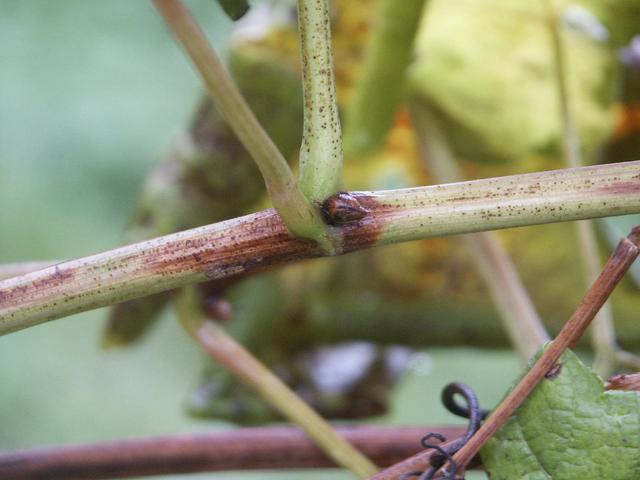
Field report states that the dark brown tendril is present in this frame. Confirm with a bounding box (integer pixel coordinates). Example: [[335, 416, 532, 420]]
[[400, 383, 487, 480]]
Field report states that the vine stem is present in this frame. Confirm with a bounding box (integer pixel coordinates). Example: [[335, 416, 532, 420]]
[[413, 105, 549, 361], [0, 162, 639, 336], [0, 261, 57, 281], [296, 0, 344, 204], [545, 2, 580, 169], [544, 0, 632, 375], [152, 0, 333, 250], [0, 426, 467, 480], [446, 226, 640, 473], [176, 287, 378, 478]]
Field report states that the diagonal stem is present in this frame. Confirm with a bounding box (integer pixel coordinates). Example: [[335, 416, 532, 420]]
[[447, 226, 640, 472], [153, 0, 333, 250], [176, 287, 378, 478], [362, 226, 640, 478]]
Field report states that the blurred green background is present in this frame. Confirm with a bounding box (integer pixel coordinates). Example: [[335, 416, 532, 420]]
[[0, 1, 527, 479]]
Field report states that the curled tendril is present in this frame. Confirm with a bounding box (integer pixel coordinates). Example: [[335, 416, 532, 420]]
[[401, 382, 488, 480]]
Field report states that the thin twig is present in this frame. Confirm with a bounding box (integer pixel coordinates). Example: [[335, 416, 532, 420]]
[[605, 372, 640, 391], [446, 226, 640, 472], [1, 162, 639, 336], [176, 287, 378, 478], [152, 0, 332, 249], [0, 425, 467, 480], [544, 0, 630, 375], [413, 105, 549, 361], [296, 0, 343, 203]]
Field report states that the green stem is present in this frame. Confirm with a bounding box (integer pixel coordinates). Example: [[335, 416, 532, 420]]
[[296, 0, 343, 203], [344, 0, 428, 155], [545, 2, 580, 169], [0, 261, 58, 281], [153, 0, 333, 250], [176, 287, 378, 478], [103, 41, 308, 347], [373, 162, 640, 245], [1, 162, 639, 336], [545, 0, 631, 375], [413, 105, 549, 361]]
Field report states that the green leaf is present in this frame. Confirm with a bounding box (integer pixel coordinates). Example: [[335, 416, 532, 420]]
[[217, 0, 250, 21], [481, 348, 640, 479]]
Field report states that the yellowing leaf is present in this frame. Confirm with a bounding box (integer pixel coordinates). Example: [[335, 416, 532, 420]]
[[410, 0, 617, 163]]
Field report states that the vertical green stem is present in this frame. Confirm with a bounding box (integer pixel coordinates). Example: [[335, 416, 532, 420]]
[[297, 0, 343, 204], [544, 0, 631, 375], [344, 0, 428, 156], [176, 288, 378, 479], [153, 0, 333, 250], [546, 4, 580, 170]]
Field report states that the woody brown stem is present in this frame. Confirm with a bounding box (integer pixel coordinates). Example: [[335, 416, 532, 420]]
[[0, 426, 467, 480], [176, 287, 378, 478], [372, 226, 640, 479], [447, 226, 640, 471]]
